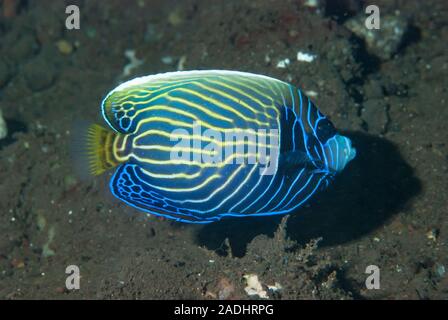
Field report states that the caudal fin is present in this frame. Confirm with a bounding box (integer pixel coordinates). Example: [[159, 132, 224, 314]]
[[70, 122, 120, 179]]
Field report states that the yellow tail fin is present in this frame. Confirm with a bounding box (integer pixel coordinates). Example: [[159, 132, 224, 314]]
[[71, 122, 120, 178]]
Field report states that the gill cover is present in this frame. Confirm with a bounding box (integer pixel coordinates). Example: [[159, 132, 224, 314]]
[[322, 134, 356, 173]]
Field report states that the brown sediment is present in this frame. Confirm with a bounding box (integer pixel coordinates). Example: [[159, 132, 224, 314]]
[[2, 0, 19, 18], [0, 0, 446, 300]]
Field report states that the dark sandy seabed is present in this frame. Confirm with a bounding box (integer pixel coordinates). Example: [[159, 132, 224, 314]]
[[0, 0, 446, 300]]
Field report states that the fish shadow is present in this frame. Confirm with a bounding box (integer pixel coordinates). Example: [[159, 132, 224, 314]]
[[195, 131, 422, 257], [0, 118, 28, 150]]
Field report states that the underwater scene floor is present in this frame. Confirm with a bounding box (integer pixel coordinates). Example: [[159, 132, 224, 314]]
[[0, 0, 447, 299]]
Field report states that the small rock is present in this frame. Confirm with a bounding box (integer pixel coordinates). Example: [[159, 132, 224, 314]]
[[55, 287, 68, 294], [11, 258, 25, 269], [144, 23, 163, 43], [36, 212, 47, 231], [23, 56, 57, 92], [297, 51, 317, 63], [168, 7, 184, 26], [64, 174, 77, 191], [305, 90, 318, 98], [361, 99, 390, 134], [3, 0, 20, 18], [42, 226, 56, 258], [435, 264, 445, 278], [0, 109, 7, 140], [0, 59, 13, 89], [363, 78, 384, 99], [161, 56, 174, 65], [267, 282, 283, 292], [304, 0, 319, 8], [345, 14, 409, 60], [276, 58, 290, 69], [177, 55, 187, 71], [217, 277, 235, 300], [243, 274, 268, 299], [86, 27, 97, 39], [35, 15, 63, 44], [122, 49, 144, 77], [7, 33, 39, 61], [426, 229, 438, 242], [56, 40, 73, 55], [382, 80, 409, 97]]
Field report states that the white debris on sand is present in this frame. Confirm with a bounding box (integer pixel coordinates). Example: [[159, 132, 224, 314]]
[[122, 49, 144, 77], [345, 13, 409, 60], [161, 56, 174, 65], [177, 55, 187, 71], [304, 0, 319, 8], [267, 282, 283, 292], [264, 53, 271, 64], [243, 274, 269, 299], [273, 51, 316, 69], [305, 90, 318, 98], [297, 51, 317, 62], [0, 109, 7, 140], [276, 58, 290, 69]]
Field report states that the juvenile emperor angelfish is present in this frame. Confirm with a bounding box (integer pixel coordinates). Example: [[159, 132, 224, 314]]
[[76, 70, 356, 223]]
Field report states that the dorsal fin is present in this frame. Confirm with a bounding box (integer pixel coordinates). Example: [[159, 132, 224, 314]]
[[100, 70, 288, 133], [101, 75, 200, 133]]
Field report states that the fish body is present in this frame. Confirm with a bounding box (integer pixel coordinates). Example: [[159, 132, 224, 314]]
[[77, 70, 356, 223]]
